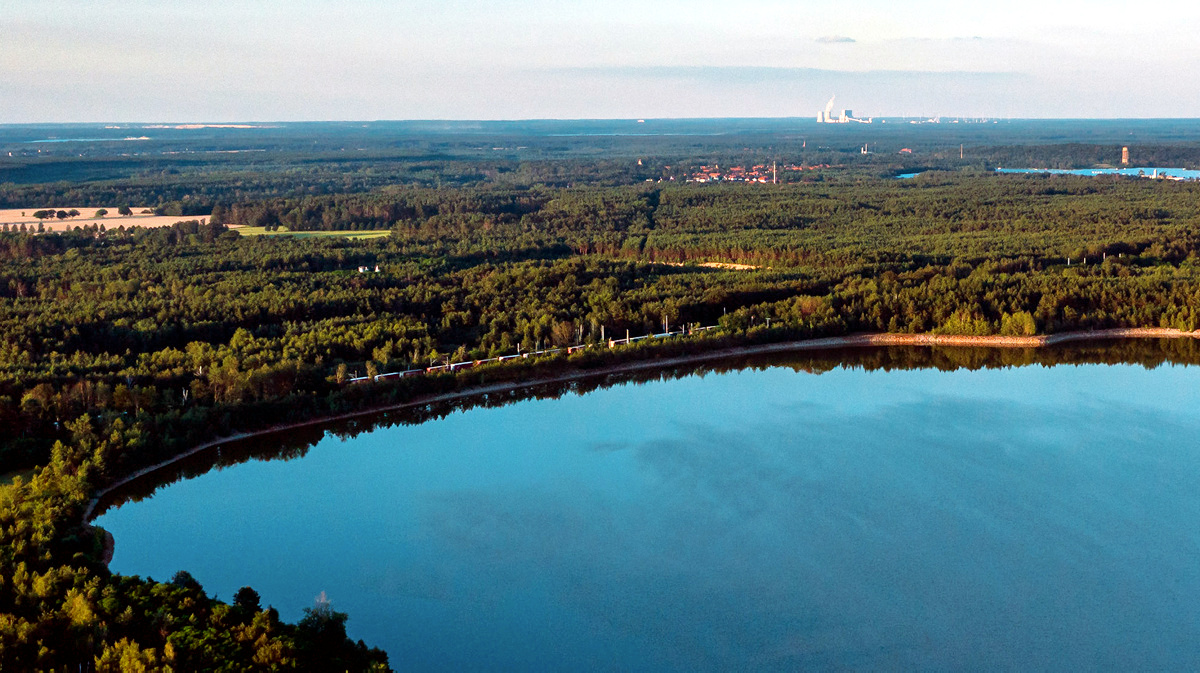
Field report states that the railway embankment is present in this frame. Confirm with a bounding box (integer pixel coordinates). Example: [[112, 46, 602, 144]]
[[83, 327, 1200, 526]]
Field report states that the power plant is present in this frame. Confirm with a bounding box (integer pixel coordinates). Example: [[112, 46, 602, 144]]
[[816, 96, 871, 124]]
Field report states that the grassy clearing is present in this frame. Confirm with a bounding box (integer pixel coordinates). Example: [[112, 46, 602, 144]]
[[232, 226, 390, 239]]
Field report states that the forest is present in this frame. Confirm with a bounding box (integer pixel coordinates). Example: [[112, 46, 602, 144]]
[[6, 123, 1200, 668]]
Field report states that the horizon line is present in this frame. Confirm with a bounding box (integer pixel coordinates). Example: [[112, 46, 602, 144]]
[[5, 116, 1200, 127]]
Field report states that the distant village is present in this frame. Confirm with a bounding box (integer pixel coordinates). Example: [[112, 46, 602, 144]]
[[684, 163, 831, 183]]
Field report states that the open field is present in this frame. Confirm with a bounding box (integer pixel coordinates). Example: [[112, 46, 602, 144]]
[[0, 208, 199, 231], [0, 210, 390, 237], [230, 225, 390, 239]]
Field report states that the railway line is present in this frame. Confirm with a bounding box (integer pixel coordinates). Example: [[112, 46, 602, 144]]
[[348, 326, 719, 384]]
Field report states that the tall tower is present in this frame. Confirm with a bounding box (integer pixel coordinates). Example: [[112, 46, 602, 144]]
[[1121, 146, 1130, 165]]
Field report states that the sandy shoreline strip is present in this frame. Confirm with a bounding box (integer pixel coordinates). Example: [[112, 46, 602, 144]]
[[100, 529, 115, 565], [81, 327, 1199, 525]]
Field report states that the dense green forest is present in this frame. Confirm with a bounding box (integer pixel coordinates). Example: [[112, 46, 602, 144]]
[[7, 127, 1200, 669]]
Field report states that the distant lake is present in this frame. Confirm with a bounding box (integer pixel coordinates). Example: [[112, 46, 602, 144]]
[[22, 138, 112, 143], [21, 137, 152, 144], [95, 350, 1200, 670], [546, 133, 726, 137], [997, 166, 1200, 179]]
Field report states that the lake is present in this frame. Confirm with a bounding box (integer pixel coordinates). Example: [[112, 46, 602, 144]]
[[997, 166, 1200, 179], [94, 349, 1200, 670]]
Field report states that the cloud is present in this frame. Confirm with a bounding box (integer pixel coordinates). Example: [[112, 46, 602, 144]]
[[816, 36, 856, 43], [551, 65, 1020, 83]]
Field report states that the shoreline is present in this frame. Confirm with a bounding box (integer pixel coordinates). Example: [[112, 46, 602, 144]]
[[81, 326, 1199, 525]]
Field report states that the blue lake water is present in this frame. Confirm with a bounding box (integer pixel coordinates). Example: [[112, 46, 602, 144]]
[[997, 166, 1200, 179], [95, 359, 1200, 670], [22, 137, 142, 143]]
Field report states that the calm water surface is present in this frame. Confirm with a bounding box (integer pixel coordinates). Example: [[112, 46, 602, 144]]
[[997, 166, 1200, 179], [96, 361, 1200, 670]]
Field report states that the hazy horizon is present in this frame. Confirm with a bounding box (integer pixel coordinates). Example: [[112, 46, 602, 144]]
[[8, 116, 1200, 127], [4, 1, 1199, 123]]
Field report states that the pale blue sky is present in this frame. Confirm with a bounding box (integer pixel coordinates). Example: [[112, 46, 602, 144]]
[[2, 0, 1198, 122]]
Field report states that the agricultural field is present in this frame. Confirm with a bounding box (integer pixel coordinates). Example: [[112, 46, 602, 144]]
[[229, 225, 390, 239], [0, 207, 185, 231]]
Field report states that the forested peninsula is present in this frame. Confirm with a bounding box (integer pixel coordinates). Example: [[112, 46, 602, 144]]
[[7, 154, 1200, 668]]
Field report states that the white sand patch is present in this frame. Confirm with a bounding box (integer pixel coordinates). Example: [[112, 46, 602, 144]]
[[698, 262, 760, 270], [658, 261, 762, 271]]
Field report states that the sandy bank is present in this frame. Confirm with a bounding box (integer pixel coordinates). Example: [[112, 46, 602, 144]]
[[101, 529, 114, 565], [659, 261, 762, 270]]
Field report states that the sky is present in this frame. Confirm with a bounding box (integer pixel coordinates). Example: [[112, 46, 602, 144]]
[[2, 0, 1199, 122]]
